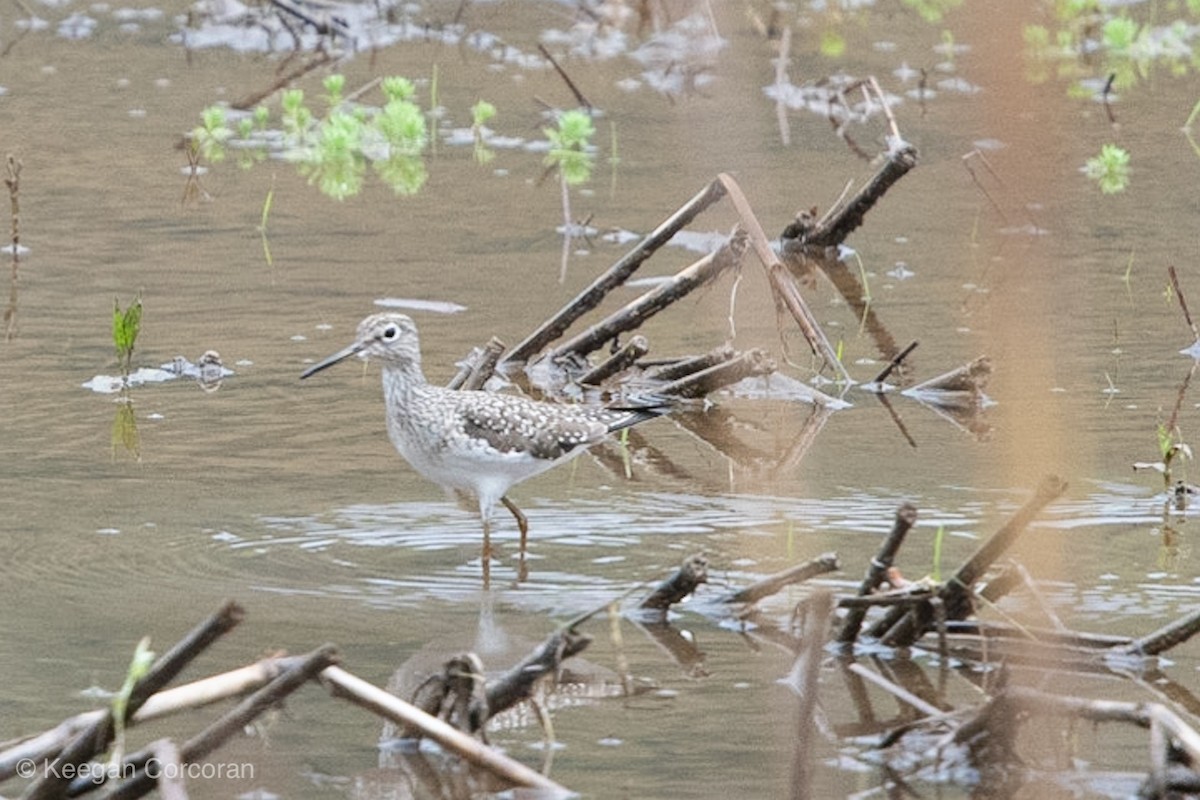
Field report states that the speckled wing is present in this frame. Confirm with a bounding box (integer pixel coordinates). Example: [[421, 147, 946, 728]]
[[457, 395, 612, 461]]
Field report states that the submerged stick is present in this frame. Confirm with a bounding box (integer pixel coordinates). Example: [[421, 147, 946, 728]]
[[502, 179, 728, 365], [837, 504, 917, 646], [787, 591, 833, 800], [547, 227, 747, 362]]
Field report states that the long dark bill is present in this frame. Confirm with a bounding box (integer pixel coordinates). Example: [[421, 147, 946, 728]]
[[300, 341, 366, 379]]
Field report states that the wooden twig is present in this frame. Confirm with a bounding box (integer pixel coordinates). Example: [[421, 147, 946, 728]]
[[21, 602, 244, 800], [1168, 265, 1199, 342], [880, 476, 1067, 647], [537, 43, 592, 109], [485, 629, 593, 718], [547, 228, 747, 363], [780, 138, 918, 249], [870, 340, 918, 386], [579, 335, 649, 386], [902, 356, 992, 410], [1117, 606, 1200, 657], [640, 345, 736, 382], [100, 645, 339, 800], [0, 656, 302, 782], [638, 554, 710, 612], [656, 348, 775, 399], [717, 173, 852, 385], [718, 552, 839, 606], [446, 337, 506, 390], [321, 666, 573, 797], [837, 504, 918, 645], [502, 179, 728, 366]]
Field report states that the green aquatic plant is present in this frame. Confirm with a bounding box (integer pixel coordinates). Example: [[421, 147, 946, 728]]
[[471, 99, 497, 164], [1084, 143, 1131, 194], [112, 293, 142, 375], [1024, 1, 1200, 94], [903, 0, 963, 24], [192, 105, 232, 164], [544, 108, 596, 186], [930, 524, 946, 583], [109, 636, 155, 768], [195, 75, 435, 200]]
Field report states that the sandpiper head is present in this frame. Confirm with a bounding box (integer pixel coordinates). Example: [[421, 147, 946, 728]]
[[301, 312, 421, 379]]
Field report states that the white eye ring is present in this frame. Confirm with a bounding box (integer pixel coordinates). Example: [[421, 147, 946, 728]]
[[382, 325, 399, 340]]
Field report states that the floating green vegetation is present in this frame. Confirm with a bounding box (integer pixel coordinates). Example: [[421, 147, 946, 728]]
[[193, 74, 431, 200], [1084, 143, 1131, 194], [543, 108, 595, 187], [902, 0, 964, 24], [1023, 1, 1200, 92], [112, 293, 142, 376]]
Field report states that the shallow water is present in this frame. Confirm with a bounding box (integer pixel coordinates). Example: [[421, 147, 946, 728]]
[[3, 1, 1200, 797]]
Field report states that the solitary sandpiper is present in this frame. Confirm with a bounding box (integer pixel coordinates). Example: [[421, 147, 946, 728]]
[[300, 312, 661, 561]]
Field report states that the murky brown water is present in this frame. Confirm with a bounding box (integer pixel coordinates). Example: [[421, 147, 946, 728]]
[[3, 1, 1200, 797]]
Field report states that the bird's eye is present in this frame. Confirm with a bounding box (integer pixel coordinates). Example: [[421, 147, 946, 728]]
[[382, 324, 399, 340]]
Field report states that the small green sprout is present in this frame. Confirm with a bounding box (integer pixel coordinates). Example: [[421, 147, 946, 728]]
[[110, 636, 155, 769], [112, 294, 142, 375], [323, 73, 346, 107], [192, 105, 232, 163], [471, 100, 497, 164], [544, 109, 596, 186], [1084, 144, 1130, 193]]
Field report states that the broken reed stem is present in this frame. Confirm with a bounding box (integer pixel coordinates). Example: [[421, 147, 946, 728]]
[[1117, 606, 1200, 657], [321, 666, 572, 796], [502, 179, 728, 366], [96, 645, 339, 800], [547, 227, 747, 363], [639, 554, 710, 611], [21, 601, 245, 800], [871, 340, 918, 386], [718, 552, 839, 606], [780, 138, 918, 249], [446, 337, 506, 391], [485, 629, 592, 718], [1168, 265, 1199, 341], [537, 43, 592, 109], [579, 334, 649, 386], [641, 344, 736, 382], [655, 348, 775, 399], [717, 173, 852, 385], [5, 155, 19, 276], [837, 504, 917, 646], [881, 476, 1067, 648]]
